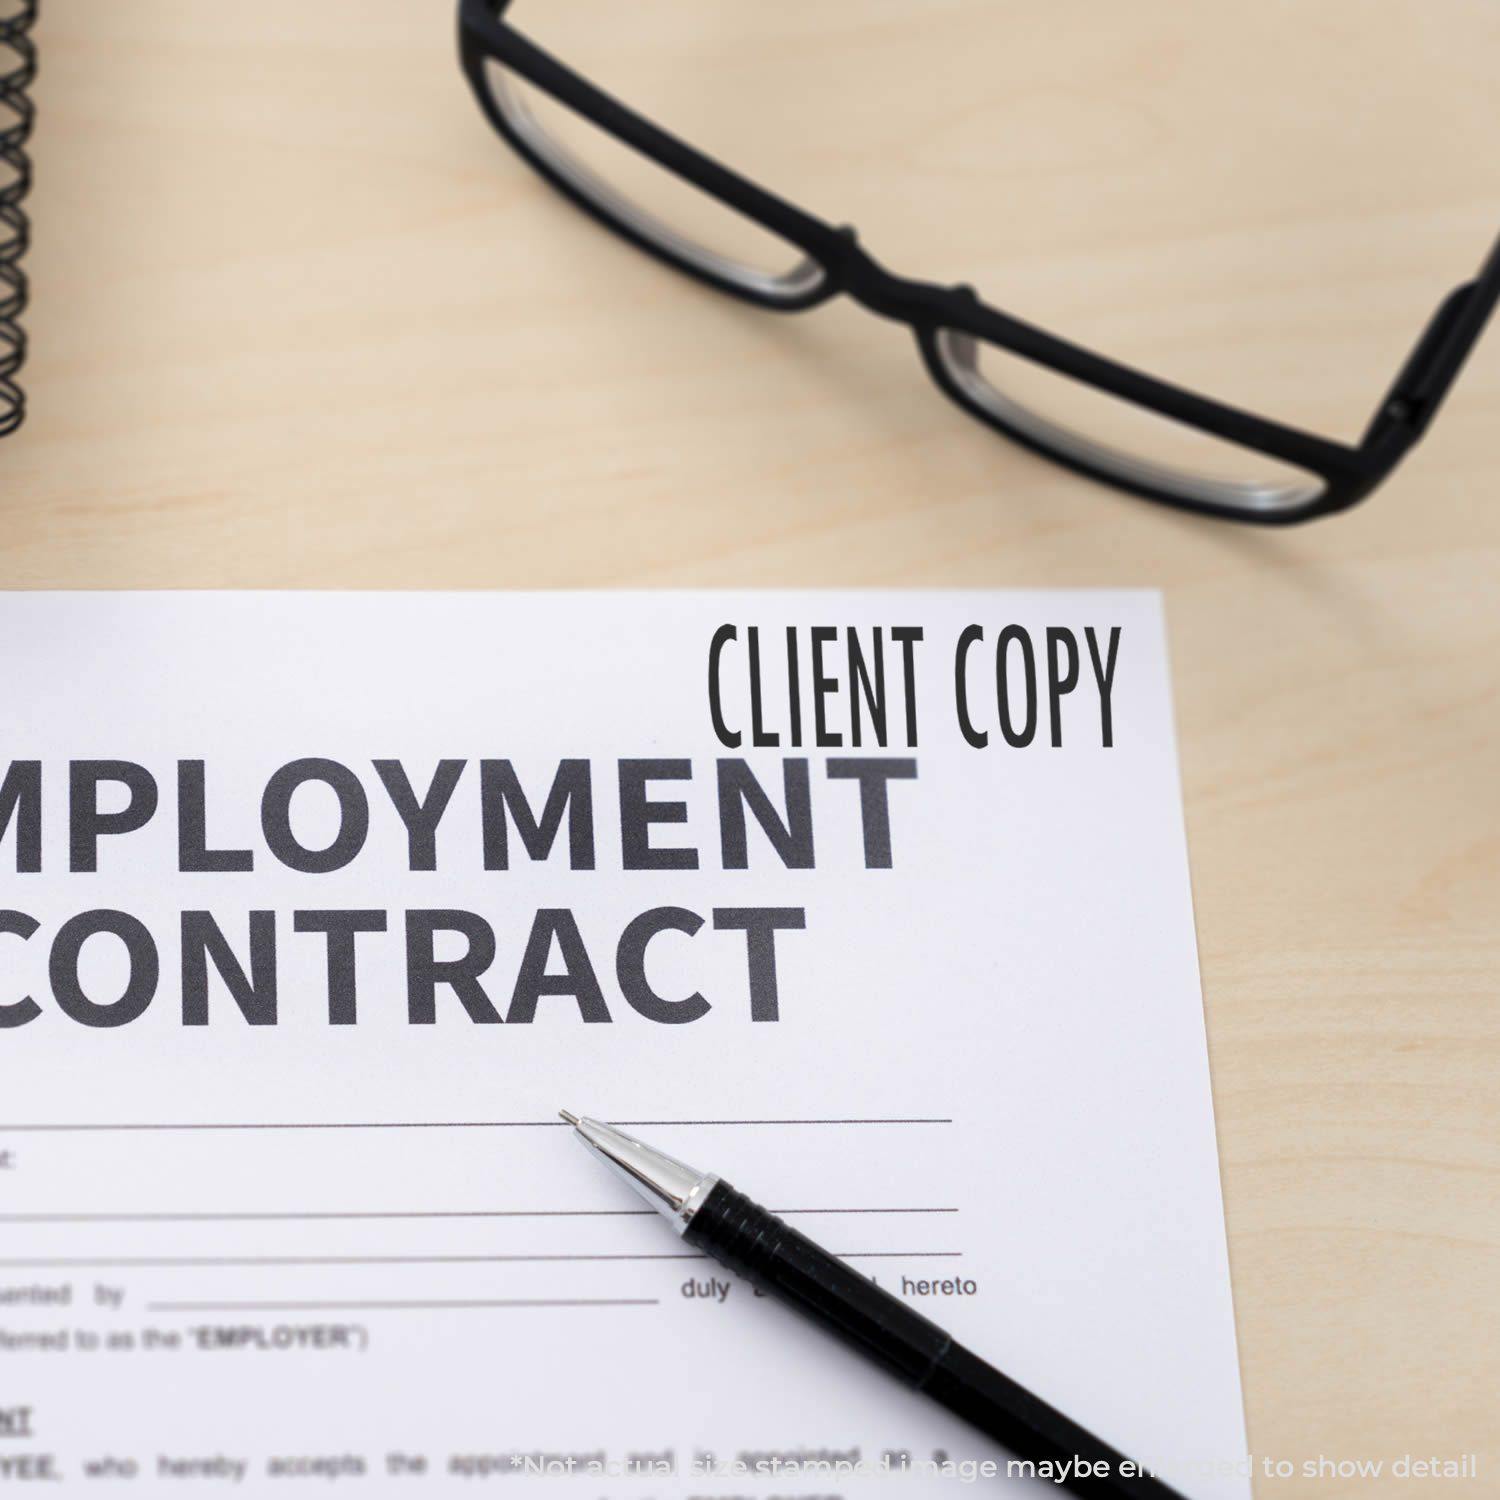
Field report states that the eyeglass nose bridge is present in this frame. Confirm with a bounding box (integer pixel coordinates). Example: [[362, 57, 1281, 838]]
[[822, 225, 979, 330]]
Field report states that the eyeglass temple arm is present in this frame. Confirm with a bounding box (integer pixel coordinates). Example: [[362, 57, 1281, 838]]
[[1364, 229, 1500, 450]]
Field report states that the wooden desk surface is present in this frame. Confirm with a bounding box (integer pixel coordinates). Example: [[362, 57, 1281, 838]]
[[8, 3, 1498, 1490]]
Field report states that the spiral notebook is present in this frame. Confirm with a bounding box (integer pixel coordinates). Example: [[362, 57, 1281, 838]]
[[0, 0, 38, 436]]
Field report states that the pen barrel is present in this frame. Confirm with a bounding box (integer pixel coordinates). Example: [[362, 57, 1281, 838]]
[[685, 1180, 1187, 1500], [682, 1179, 953, 1387], [923, 1344, 1185, 1499]]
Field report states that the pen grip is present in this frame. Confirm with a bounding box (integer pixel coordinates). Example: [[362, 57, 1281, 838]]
[[682, 1178, 953, 1387]]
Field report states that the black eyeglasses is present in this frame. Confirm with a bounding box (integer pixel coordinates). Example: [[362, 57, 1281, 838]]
[[458, 0, 1500, 525]]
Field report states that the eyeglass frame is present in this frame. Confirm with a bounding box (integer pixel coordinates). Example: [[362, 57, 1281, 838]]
[[457, 0, 1500, 526]]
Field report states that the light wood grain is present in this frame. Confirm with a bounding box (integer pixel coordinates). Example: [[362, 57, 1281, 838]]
[[7, 3, 1498, 1492]]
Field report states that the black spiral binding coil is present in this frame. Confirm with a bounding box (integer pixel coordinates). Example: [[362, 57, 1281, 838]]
[[0, 0, 36, 438]]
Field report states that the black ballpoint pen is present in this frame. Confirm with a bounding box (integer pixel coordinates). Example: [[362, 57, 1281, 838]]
[[560, 1111, 1189, 1500]]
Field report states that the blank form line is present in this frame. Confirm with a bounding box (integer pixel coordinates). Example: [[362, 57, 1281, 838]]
[[0, 1251, 962, 1268], [0, 1118, 952, 1132], [617, 1119, 952, 1127], [146, 1298, 659, 1312], [782, 1207, 958, 1216], [0, 1207, 958, 1224]]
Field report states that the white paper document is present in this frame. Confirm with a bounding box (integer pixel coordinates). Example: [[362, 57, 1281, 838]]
[[0, 590, 1247, 1497]]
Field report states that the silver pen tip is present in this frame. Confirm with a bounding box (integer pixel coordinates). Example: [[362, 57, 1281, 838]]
[[560, 1115, 717, 1233]]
